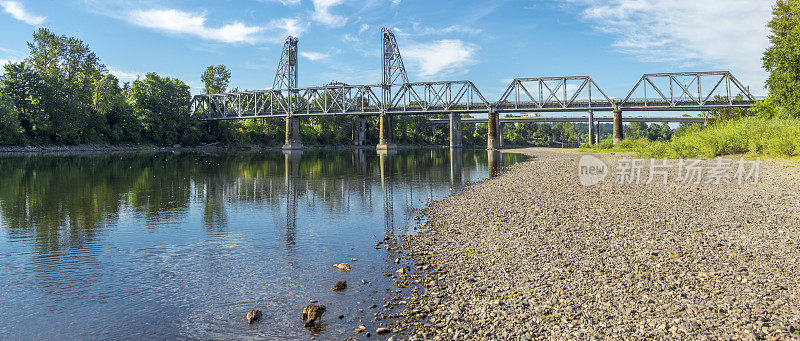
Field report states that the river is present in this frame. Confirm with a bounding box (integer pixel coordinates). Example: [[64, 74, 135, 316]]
[[0, 148, 524, 340]]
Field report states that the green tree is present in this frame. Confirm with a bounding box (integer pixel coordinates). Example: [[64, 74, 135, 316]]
[[624, 122, 649, 140], [130, 73, 198, 146], [0, 94, 24, 145], [25, 28, 106, 144], [0, 61, 49, 142], [201, 65, 231, 94], [761, 0, 800, 118]]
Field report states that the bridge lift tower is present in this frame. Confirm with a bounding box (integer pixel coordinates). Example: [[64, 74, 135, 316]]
[[378, 28, 409, 150], [276, 36, 302, 150]]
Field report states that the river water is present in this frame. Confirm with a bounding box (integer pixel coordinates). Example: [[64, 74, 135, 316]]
[[0, 148, 523, 340]]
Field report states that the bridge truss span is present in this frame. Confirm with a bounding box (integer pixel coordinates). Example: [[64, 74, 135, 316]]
[[386, 81, 490, 115], [619, 71, 759, 111], [496, 76, 616, 113]]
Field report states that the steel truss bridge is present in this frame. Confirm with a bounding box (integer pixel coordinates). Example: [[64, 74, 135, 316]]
[[189, 28, 762, 148], [190, 28, 760, 119]]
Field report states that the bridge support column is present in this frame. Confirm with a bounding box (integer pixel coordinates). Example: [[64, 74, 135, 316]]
[[612, 109, 624, 146], [449, 113, 462, 149], [595, 121, 601, 144], [487, 111, 501, 150], [283, 116, 303, 150], [377, 114, 396, 150], [588, 111, 596, 145], [353, 117, 366, 146]]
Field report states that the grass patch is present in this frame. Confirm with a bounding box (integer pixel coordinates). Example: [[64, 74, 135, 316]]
[[581, 118, 800, 159]]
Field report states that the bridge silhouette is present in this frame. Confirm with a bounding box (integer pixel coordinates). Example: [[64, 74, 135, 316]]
[[190, 28, 761, 149]]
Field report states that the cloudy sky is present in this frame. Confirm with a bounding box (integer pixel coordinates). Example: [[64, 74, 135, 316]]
[[0, 0, 774, 97]]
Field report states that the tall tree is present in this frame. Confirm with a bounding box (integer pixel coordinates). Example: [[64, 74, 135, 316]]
[[25, 28, 106, 143], [0, 61, 49, 142], [130, 73, 197, 146], [761, 0, 800, 118], [0, 94, 24, 145], [201, 65, 231, 94]]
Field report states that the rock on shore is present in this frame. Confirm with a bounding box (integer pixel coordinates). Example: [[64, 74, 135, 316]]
[[395, 149, 800, 340]]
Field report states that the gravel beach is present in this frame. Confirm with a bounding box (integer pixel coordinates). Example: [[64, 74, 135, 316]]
[[387, 148, 800, 340]]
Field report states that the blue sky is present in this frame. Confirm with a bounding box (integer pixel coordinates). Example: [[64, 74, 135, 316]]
[[0, 0, 775, 99]]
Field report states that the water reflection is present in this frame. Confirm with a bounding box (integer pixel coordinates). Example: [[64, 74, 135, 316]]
[[488, 149, 504, 178], [0, 149, 525, 339], [450, 148, 463, 190]]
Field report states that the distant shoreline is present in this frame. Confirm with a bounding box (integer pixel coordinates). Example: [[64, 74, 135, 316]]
[[0, 143, 490, 156]]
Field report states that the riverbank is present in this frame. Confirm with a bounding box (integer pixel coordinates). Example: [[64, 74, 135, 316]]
[[0, 143, 472, 156], [391, 148, 800, 340]]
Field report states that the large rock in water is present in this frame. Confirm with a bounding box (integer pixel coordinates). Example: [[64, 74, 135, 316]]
[[333, 263, 351, 271], [246, 309, 262, 324], [332, 280, 347, 291], [302, 304, 327, 327]]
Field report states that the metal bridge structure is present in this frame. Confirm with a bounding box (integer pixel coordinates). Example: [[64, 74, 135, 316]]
[[189, 28, 761, 149]]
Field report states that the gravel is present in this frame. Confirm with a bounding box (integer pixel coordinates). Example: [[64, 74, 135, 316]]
[[383, 148, 800, 340]]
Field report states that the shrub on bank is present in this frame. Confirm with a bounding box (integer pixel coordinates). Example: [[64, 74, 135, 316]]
[[638, 117, 800, 158]]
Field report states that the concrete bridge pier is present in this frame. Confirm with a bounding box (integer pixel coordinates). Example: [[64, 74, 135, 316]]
[[353, 117, 366, 145], [377, 114, 397, 150], [449, 113, 462, 149], [612, 109, 624, 146], [283, 116, 303, 150], [487, 111, 501, 150], [588, 111, 596, 145]]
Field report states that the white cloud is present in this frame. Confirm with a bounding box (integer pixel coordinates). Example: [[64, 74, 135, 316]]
[[261, 0, 301, 5], [272, 17, 307, 38], [107, 66, 141, 83], [127, 9, 264, 44], [403, 39, 477, 78], [0, 58, 19, 66], [300, 51, 330, 61], [311, 0, 347, 27], [568, 0, 772, 93], [0, 1, 45, 25], [407, 22, 483, 36], [358, 24, 370, 34]]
